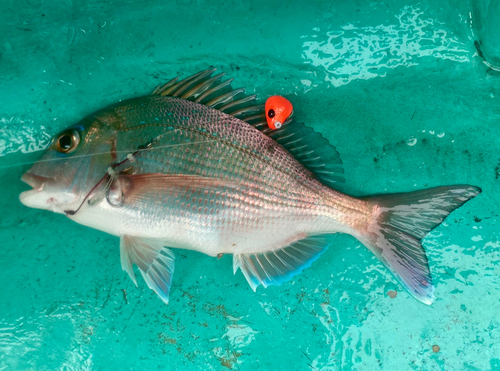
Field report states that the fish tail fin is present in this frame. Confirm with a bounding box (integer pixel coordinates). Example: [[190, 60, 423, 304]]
[[359, 185, 481, 305]]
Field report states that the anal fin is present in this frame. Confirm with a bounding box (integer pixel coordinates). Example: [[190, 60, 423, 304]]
[[233, 236, 329, 290], [120, 235, 175, 304]]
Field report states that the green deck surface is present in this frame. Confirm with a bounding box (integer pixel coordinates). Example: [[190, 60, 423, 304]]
[[1, 0, 499, 370]]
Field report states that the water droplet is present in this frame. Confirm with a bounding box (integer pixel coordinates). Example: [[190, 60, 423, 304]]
[[406, 137, 417, 146]]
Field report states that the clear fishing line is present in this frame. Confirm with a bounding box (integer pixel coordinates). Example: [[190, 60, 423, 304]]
[[0, 139, 216, 170]]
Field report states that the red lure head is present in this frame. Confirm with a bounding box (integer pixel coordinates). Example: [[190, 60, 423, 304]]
[[265, 96, 293, 130]]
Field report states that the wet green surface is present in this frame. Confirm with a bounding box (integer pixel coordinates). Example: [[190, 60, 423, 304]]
[[1, 0, 499, 370]]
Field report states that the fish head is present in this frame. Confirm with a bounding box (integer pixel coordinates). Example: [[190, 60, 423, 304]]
[[19, 117, 116, 214]]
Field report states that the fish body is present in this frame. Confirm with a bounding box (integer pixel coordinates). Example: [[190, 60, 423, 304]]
[[63, 95, 365, 256], [19, 70, 480, 305]]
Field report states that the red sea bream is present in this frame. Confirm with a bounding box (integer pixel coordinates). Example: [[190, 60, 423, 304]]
[[19, 69, 481, 305]]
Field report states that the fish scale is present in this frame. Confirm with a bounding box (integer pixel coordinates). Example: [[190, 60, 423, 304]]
[[19, 70, 481, 304]]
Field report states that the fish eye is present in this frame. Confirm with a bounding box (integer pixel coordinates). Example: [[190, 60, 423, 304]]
[[55, 130, 80, 154], [267, 109, 275, 118]]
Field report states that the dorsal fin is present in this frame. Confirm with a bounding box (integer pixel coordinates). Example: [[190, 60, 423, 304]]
[[152, 69, 267, 124], [268, 121, 345, 187], [152, 69, 344, 187], [152, 69, 295, 130]]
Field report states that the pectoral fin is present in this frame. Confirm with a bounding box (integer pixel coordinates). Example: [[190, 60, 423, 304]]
[[120, 235, 175, 304], [121, 173, 242, 206], [233, 236, 329, 291]]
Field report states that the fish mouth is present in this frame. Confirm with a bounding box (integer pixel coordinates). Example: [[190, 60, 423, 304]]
[[21, 173, 51, 191], [20, 172, 76, 213]]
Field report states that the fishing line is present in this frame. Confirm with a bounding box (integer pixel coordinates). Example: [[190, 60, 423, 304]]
[[0, 139, 215, 170], [0, 119, 224, 170]]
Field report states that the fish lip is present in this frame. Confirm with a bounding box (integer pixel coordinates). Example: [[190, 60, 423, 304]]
[[21, 173, 51, 192]]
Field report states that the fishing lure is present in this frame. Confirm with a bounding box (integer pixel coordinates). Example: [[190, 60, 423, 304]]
[[265, 95, 293, 130]]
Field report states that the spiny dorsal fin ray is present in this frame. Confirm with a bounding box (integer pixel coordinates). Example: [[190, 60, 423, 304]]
[[219, 95, 257, 112], [207, 88, 245, 108], [156, 69, 210, 97], [195, 78, 234, 103], [172, 69, 217, 97], [152, 76, 179, 95], [181, 72, 225, 100], [233, 105, 265, 119], [233, 235, 329, 290]]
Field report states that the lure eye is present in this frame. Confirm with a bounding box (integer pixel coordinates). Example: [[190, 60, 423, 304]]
[[55, 130, 80, 154], [267, 109, 275, 118]]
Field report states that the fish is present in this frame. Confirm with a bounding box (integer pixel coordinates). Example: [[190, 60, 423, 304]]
[[19, 69, 481, 305]]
